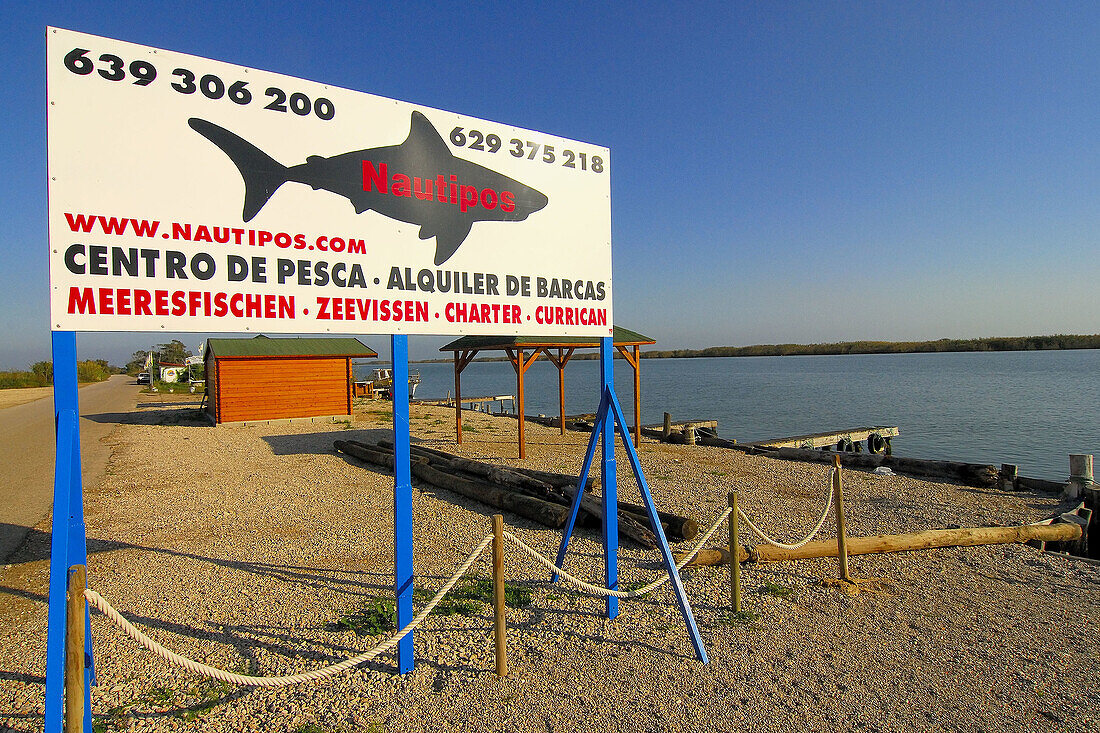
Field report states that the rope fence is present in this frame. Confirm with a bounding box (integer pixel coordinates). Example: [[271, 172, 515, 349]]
[[84, 535, 492, 688], [734, 467, 836, 550], [80, 467, 842, 690]]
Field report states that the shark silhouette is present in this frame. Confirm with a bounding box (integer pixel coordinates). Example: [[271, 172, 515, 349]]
[[188, 112, 549, 265]]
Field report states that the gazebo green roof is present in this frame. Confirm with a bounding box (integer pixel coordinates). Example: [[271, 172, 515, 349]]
[[440, 326, 654, 352], [206, 335, 377, 358]]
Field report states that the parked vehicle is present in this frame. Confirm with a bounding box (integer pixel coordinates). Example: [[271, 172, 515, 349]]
[[136, 372, 151, 385]]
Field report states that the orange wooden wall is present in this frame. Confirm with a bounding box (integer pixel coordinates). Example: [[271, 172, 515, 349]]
[[212, 356, 351, 423]]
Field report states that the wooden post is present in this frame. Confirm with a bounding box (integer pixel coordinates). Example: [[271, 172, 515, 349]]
[[632, 346, 642, 447], [492, 514, 507, 677], [1069, 454, 1094, 498], [515, 349, 525, 459], [556, 351, 566, 435], [453, 352, 463, 444], [684, 424, 697, 446], [662, 412, 671, 441], [728, 493, 740, 613], [833, 456, 851, 582], [65, 565, 86, 733]]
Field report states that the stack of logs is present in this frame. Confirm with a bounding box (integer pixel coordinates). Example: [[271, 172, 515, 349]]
[[333, 440, 699, 549]]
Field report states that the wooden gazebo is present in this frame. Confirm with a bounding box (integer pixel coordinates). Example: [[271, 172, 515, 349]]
[[440, 326, 655, 458]]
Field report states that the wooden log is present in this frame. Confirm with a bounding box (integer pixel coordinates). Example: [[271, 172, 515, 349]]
[[769, 447, 999, 488], [355, 441, 655, 545], [1017, 475, 1068, 493], [678, 522, 1084, 566], [335, 440, 399, 468], [698, 435, 739, 449], [552, 482, 656, 548], [335, 441, 573, 529], [615, 501, 699, 541], [377, 440, 598, 490]]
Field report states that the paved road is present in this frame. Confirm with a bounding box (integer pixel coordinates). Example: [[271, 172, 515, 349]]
[[0, 375, 139, 562]]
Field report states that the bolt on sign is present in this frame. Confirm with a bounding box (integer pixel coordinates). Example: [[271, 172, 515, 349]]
[[47, 27, 612, 336]]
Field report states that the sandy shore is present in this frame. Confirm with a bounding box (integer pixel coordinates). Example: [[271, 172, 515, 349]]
[[1, 395, 1097, 732]]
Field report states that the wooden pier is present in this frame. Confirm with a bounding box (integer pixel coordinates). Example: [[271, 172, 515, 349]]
[[749, 426, 900, 453], [639, 419, 719, 440]]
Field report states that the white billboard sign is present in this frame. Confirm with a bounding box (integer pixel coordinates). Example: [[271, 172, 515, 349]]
[[46, 28, 612, 336]]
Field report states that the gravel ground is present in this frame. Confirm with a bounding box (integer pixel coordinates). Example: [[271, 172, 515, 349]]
[[2, 395, 1098, 732]]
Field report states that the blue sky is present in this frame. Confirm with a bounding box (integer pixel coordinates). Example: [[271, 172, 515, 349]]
[[2, 2, 1097, 367]]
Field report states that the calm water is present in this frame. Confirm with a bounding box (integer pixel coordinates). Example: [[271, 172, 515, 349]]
[[358, 350, 1099, 482]]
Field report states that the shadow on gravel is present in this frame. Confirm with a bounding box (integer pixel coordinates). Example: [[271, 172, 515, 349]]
[[82, 406, 210, 427], [262, 427, 392, 456]]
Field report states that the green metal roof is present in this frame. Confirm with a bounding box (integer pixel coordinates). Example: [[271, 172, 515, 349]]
[[440, 326, 654, 352], [206, 335, 377, 359]]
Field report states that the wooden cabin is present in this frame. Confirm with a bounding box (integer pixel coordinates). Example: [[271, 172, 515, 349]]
[[203, 336, 377, 424]]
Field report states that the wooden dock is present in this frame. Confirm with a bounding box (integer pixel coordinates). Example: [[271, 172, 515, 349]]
[[748, 426, 899, 452], [422, 395, 517, 414], [640, 419, 719, 440]]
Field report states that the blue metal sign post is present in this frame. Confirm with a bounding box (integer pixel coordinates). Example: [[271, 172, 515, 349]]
[[599, 337, 619, 620], [390, 335, 415, 673], [44, 331, 95, 732], [552, 337, 708, 662]]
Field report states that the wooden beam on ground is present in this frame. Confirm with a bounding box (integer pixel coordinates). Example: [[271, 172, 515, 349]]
[[680, 522, 1083, 566]]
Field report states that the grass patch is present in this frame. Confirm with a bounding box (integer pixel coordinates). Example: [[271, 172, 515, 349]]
[[92, 666, 245, 731], [758, 581, 792, 599], [176, 677, 233, 721], [336, 597, 396, 635], [415, 576, 532, 615], [719, 610, 760, 626], [338, 576, 532, 633], [651, 474, 671, 481], [707, 470, 728, 477]]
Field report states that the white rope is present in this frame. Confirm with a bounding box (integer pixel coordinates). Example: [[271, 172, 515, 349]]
[[503, 506, 732, 598], [736, 468, 835, 550], [85, 535, 493, 688]]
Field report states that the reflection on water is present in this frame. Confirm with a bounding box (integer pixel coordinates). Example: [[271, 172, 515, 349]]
[[357, 349, 1099, 482]]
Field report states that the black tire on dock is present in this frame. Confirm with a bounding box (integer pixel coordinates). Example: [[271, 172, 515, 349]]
[[867, 432, 886, 454]]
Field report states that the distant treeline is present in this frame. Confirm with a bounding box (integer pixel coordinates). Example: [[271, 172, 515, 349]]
[[0, 360, 115, 389], [640, 334, 1100, 359]]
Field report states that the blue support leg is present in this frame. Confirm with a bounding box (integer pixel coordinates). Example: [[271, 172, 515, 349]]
[[600, 338, 618, 619], [391, 335, 414, 674], [551, 394, 606, 582], [45, 331, 94, 731], [606, 389, 708, 663]]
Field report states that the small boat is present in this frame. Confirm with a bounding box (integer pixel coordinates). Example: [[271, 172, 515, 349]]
[[364, 368, 420, 399]]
